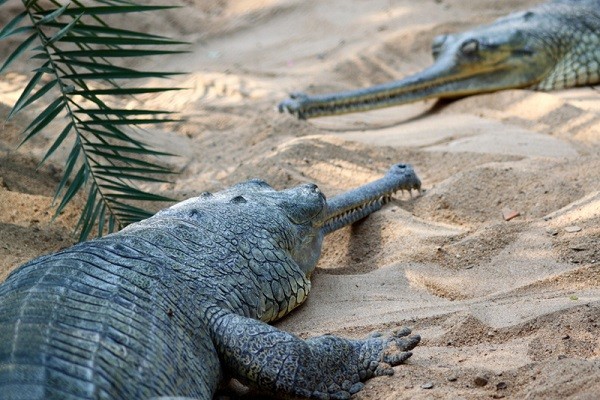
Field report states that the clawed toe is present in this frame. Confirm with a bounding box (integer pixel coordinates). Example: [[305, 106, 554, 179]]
[[384, 350, 413, 366], [392, 327, 412, 338], [401, 334, 421, 351]]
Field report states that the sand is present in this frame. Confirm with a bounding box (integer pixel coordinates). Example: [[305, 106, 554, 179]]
[[1, 0, 599, 398]]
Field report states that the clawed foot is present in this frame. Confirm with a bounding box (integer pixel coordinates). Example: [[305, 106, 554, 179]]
[[299, 327, 420, 400], [277, 92, 309, 119], [360, 327, 421, 379]]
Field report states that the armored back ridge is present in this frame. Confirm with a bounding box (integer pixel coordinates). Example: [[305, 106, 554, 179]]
[[279, 0, 600, 119], [0, 164, 421, 399]]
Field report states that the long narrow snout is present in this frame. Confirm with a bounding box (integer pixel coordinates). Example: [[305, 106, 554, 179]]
[[278, 60, 460, 119], [320, 163, 421, 235], [277, 53, 535, 119]]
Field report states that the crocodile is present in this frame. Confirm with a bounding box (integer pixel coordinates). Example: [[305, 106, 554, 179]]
[[278, 0, 600, 119], [0, 164, 421, 400]]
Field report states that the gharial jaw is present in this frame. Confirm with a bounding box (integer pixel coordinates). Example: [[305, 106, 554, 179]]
[[320, 163, 421, 235], [278, 0, 600, 119]]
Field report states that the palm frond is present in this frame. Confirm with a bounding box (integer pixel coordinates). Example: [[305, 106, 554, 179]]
[[1, 0, 188, 241]]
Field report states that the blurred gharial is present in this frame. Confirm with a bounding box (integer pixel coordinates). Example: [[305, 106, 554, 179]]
[[279, 0, 600, 119]]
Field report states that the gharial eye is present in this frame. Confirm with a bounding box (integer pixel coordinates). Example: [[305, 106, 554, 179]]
[[460, 39, 479, 56]]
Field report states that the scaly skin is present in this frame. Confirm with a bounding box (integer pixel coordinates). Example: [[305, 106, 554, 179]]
[[279, 0, 600, 119], [0, 164, 421, 400]]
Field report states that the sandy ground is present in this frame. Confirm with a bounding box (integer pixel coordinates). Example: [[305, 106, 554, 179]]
[[1, 0, 600, 398]]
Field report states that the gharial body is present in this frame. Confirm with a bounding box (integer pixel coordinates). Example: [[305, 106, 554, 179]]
[[0, 164, 421, 399], [279, 0, 600, 119]]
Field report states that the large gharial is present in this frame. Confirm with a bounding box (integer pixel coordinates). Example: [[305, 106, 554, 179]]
[[0, 164, 421, 400], [278, 0, 600, 119]]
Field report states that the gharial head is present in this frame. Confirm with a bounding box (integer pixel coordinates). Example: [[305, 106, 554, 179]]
[[154, 164, 420, 276], [425, 10, 558, 96], [278, 2, 597, 119]]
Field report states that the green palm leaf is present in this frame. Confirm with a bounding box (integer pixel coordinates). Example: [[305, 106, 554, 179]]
[[1, 0, 187, 240]]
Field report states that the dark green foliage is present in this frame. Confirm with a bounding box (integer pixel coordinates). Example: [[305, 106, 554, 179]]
[[0, 0, 187, 241]]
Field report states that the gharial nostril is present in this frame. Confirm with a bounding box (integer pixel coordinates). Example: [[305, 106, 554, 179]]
[[305, 183, 320, 193]]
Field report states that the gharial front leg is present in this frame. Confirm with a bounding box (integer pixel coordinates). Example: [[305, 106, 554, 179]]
[[208, 308, 420, 399]]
